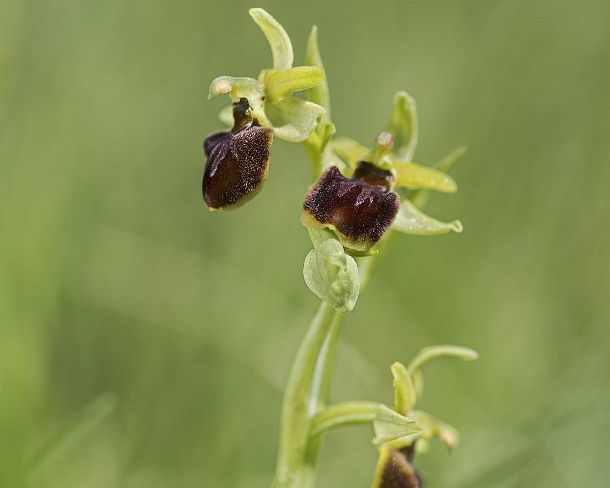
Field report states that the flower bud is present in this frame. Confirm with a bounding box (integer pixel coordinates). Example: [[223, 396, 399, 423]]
[[301, 165, 399, 251], [202, 98, 273, 210], [374, 445, 423, 488]]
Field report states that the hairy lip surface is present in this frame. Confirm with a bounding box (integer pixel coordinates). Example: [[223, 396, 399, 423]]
[[302, 166, 399, 249]]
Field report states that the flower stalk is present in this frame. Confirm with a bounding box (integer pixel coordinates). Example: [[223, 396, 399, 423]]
[[202, 8, 477, 488]]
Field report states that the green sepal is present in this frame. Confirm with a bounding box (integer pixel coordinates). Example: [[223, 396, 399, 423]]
[[394, 161, 457, 192], [391, 362, 417, 415], [392, 199, 463, 236], [407, 345, 478, 373], [303, 238, 360, 312], [305, 25, 331, 125], [387, 91, 418, 162], [331, 137, 369, 168], [264, 96, 326, 142], [249, 8, 293, 70], [372, 404, 420, 445], [264, 66, 326, 104]]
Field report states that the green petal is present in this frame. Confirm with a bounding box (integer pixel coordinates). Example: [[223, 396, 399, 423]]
[[305, 25, 331, 124], [372, 405, 420, 445], [264, 66, 325, 104], [387, 91, 418, 162], [410, 147, 466, 208], [249, 8, 293, 70], [208, 76, 263, 102], [264, 96, 325, 142], [391, 362, 417, 415], [392, 199, 462, 235], [303, 238, 359, 313], [331, 137, 369, 167], [394, 162, 457, 192]]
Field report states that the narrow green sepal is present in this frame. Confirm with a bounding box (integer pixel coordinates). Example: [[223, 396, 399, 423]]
[[249, 8, 293, 70], [264, 66, 325, 104], [305, 25, 331, 125], [387, 91, 418, 162], [392, 199, 463, 235], [407, 345, 478, 374]]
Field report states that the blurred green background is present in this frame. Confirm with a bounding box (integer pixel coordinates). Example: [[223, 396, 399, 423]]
[[2, 0, 609, 486]]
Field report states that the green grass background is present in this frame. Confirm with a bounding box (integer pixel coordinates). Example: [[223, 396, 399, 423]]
[[2, 0, 609, 486]]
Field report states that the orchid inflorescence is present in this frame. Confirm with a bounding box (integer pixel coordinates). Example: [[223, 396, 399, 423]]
[[202, 8, 477, 487]]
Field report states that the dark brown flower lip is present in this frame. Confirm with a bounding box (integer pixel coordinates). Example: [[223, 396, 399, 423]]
[[379, 447, 423, 488], [202, 98, 273, 210], [301, 166, 399, 251]]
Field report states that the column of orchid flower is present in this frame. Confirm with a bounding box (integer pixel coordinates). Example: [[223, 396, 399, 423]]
[[202, 9, 477, 488]]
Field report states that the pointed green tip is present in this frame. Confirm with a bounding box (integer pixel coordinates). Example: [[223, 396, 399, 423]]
[[452, 220, 464, 233]]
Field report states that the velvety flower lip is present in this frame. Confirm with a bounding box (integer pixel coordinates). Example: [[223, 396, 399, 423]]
[[301, 165, 399, 251], [378, 446, 423, 488], [202, 98, 273, 210]]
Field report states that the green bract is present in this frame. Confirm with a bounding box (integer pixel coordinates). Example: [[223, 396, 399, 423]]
[[372, 405, 420, 446], [208, 9, 326, 143], [303, 234, 359, 313]]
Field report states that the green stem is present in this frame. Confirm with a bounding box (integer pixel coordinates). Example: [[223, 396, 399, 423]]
[[272, 134, 394, 487], [272, 302, 339, 488]]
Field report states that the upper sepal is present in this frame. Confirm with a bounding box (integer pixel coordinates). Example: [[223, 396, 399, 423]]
[[387, 91, 418, 162], [249, 8, 293, 70], [305, 25, 331, 126]]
